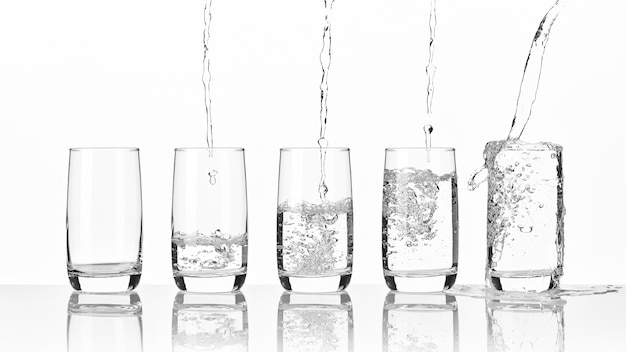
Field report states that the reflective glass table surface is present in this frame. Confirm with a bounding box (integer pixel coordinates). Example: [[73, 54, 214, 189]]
[[0, 285, 623, 351]]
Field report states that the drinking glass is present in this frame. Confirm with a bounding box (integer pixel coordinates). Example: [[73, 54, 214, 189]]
[[482, 140, 564, 292], [172, 148, 248, 292], [382, 148, 458, 292], [66, 148, 143, 292], [277, 147, 353, 292]]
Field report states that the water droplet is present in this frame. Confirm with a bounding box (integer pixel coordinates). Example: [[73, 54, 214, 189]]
[[208, 169, 218, 185], [423, 124, 434, 134], [518, 226, 533, 233], [317, 138, 329, 148], [539, 203, 544, 208]]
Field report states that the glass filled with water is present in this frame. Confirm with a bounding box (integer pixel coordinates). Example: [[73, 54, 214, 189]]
[[66, 148, 143, 292], [382, 148, 458, 292], [481, 140, 564, 292], [277, 147, 353, 292], [172, 148, 248, 292]]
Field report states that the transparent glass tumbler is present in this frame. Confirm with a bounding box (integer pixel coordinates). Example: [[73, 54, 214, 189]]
[[66, 148, 143, 292], [382, 148, 458, 292], [172, 148, 248, 292], [483, 140, 564, 292], [277, 147, 353, 292]]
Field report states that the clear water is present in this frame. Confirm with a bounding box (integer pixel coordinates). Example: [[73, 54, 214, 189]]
[[202, 0, 214, 152], [425, 0, 438, 117], [68, 262, 141, 277], [382, 168, 458, 274], [483, 140, 564, 283], [173, 303, 247, 352], [487, 299, 564, 352], [277, 198, 353, 277], [317, 0, 335, 201], [508, 0, 565, 140], [172, 230, 248, 276]]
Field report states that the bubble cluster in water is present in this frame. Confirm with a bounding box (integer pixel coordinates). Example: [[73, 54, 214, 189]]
[[483, 140, 564, 275], [278, 198, 353, 276], [383, 168, 454, 246], [172, 230, 247, 273]]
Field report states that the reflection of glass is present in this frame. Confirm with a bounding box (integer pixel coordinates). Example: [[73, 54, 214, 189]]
[[382, 148, 458, 292], [66, 148, 143, 292], [172, 292, 248, 352], [486, 298, 565, 352], [278, 292, 353, 352], [277, 148, 353, 292], [172, 148, 248, 292], [383, 292, 459, 352], [67, 292, 143, 352]]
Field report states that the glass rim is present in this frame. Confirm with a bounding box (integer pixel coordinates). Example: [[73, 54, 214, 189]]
[[175, 147, 245, 152], [280, 147, 350, 151], [69, 147, 139, 152], [385, 147, 455, 152]]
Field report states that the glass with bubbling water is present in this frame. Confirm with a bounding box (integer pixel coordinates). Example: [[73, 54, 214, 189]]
[[477, 140, 564, 292], [382, 148, 459, 292], [277, 147, 353, 292], [171, 148, 248, 292]]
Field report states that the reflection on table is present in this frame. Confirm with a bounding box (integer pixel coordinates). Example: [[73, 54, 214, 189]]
[[66, 292, 143, 352], [278, 291, 353, 352], [172, 291, 248, 352], [383, 291, 459, 352], [486, 298, 565, 352]]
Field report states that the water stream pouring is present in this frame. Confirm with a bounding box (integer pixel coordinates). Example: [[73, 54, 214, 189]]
[[468, 0, 567, 293]]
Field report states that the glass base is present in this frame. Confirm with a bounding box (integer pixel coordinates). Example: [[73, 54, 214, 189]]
[[488, 270, 561, 292], [174, 274, 246, 292], [69, 274, 141, 293], [279, 274, 352, 293], [385, 272, 457, 293]]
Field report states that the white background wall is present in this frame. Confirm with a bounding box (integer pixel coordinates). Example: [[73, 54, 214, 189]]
[[1, 0, 624, 286]]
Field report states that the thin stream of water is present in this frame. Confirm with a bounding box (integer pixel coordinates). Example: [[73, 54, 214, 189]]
[[202, 0, 218, 184], [425, 0, 437, 117], [468, 0, 565, 191], [508, 0, 565, 140], [317, 0, 334, 201]]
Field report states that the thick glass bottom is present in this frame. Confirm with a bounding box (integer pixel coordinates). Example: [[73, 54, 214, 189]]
[[384, 270, 457, 293], [174, 273, 246, 292], [279, 274, 352, 293], [68, 274, 141, 293], [488, 270, 561, 292]]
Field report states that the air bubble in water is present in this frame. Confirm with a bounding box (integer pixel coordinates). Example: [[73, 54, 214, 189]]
[[208, 169, 218, 185]]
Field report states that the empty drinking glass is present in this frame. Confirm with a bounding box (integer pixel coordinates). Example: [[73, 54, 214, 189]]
[[66, 148, 143, 292], [171, 148, 248, 292], [277, 147, 353, 292], [382, 148, 458, 292]]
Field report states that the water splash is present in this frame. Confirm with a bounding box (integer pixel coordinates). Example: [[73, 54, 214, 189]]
[[508, 0, 565, 140], [468, 0, 565, 191], [449, 284, 620, 302], [425, 0, 438, 117], [202, 0, 214, 154], [423, 124, 433, 149], [317, 0, 334, 202]]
